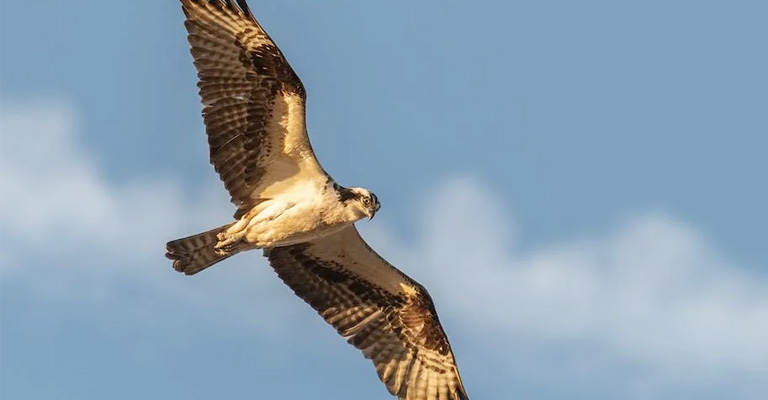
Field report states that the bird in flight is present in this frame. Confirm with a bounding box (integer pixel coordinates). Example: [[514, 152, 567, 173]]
[[166, 1, 469, 399]]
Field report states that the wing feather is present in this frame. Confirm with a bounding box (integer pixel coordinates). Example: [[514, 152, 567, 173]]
[[265, 226, 469, 400], [180, 0, 325, 218]]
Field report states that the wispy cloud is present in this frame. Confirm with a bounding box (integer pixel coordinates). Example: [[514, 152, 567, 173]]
[[0, 99, 299, 334], [361, 178, 768, 397], [2, 99, 767, 399]]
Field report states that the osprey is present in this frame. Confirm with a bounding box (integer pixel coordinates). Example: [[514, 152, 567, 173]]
[[166, 1, 469, 399]]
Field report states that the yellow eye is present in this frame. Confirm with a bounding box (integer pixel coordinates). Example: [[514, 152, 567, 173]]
[[362, 197, 371, 206]]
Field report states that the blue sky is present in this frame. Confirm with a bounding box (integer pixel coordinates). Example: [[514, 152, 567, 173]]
[[1, 1, 767, 399]]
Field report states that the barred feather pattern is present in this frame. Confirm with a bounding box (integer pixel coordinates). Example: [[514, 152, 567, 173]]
[[165, 223, 236, 275], [181, 0, 323, 219], [265, 226, 469, 400]]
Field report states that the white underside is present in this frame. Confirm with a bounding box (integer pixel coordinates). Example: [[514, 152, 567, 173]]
[[216, 179, 357, 251]]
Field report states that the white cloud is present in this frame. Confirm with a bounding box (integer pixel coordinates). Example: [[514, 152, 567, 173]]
[[1, 99, 217, 252], [361, 177, 768, 397], [2, 99, 767, 398], [0, 99, 300, 334]]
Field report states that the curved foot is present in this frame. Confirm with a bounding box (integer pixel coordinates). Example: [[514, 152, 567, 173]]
[[215, 231, 246, 255]]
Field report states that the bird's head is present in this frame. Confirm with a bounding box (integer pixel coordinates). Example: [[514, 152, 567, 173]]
[[342, 187, 381, 221]]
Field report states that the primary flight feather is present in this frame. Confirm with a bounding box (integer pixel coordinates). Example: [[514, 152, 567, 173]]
[[166, 1, 469, 399]]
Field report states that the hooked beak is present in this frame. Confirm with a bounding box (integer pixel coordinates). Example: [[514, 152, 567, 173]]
[[368, 203, 381, 221]]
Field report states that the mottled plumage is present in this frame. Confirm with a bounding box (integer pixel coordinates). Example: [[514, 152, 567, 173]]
[[266, 226, 468, 400], [166, 1, 469, 399]]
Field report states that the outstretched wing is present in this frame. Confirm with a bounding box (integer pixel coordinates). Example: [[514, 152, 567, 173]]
[[265, 226, 469, 400], [181, 0, 326, 218]]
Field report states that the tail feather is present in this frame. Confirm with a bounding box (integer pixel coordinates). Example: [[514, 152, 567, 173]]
[[166, 223, 238, 275]]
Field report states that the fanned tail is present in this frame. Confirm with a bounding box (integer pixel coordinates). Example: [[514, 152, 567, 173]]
[[166, 223, 238, 275]]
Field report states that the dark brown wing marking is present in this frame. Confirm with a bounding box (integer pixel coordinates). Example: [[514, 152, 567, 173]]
[[265, 226, 469, 400], [181, 0, 322, 218]]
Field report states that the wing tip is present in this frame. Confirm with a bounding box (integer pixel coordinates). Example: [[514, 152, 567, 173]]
[[235, 0, 255, 19], [180, 0, 253, 20]]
